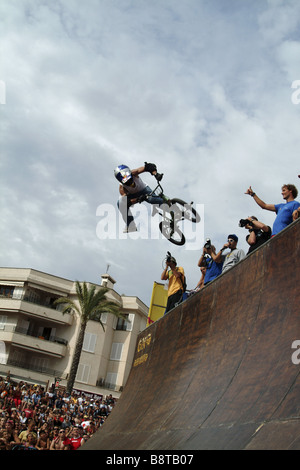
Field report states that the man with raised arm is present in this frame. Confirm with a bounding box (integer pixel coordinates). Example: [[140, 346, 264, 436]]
[[245, 184, 300, 236]]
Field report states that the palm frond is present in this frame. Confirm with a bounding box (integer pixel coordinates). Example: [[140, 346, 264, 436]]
[[53, 297, 80, 316], [55, 281, 122, 326]]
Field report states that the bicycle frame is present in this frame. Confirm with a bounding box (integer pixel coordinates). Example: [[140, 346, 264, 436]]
[[146, 176, 184, 226], [143, 173, 200, 245], [147, 177, 168, 202]]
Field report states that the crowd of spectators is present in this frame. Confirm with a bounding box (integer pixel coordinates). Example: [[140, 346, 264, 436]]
[[160, 182, 300, 307], [195, 182, 300, 290], [0, 374, 117, 450]]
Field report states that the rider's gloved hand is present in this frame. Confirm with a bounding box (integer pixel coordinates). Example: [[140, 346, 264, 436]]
[[137, 194, 147, 203], [144, 162, 157, 174]]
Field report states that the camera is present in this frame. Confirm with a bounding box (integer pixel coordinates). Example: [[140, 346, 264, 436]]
[[165, 251, 176, 266], [202, 253, 211, 267], [204, 238, 211, 249], [239, 218, 254, 228], [166, 251, 172, 263]]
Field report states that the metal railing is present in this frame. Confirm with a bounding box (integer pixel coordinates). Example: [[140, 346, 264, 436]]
[[96, 378, 123, 392], [0, 293, 65, 312], [2, 324, 68, 346], [5, 358, 65, 379]]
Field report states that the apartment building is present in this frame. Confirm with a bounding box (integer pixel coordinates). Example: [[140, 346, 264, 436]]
[[0, 267, 148, 398]]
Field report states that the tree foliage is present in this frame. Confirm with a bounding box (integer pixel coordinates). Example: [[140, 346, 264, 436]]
[[54, 281, 123, 394]]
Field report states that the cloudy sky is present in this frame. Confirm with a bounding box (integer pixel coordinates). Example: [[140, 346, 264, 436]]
[[1, 0, 300, 306]]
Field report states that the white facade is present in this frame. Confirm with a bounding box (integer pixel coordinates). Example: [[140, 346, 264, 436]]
[[0, 268, 148, 398]]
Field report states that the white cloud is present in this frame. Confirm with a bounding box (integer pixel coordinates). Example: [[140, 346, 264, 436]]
[[1, 0, 300, 304], [277, 40, 300, 80]]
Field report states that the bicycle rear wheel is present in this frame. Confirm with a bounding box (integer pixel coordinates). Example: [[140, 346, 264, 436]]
[[159, 220, 186, 246], [170, 198, 200, 223]]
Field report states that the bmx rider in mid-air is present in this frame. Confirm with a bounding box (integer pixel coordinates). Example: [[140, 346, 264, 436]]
[[114, 162, 164, 232]]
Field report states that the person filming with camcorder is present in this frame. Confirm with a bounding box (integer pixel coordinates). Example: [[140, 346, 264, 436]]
[[161, 252, 185, 314], [239, 216, 271, 254]]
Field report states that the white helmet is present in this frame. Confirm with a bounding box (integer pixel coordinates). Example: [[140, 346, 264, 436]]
[[114, 165, 133, 186]]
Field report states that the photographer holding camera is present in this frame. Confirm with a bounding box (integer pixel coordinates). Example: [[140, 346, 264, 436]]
[[239, 216, 271, 254], [197, 239, 223, 286], [161, 253, 185, 314], [214, 234, 245, 274]]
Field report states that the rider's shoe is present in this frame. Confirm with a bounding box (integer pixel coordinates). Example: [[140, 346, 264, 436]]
[[162, 195, 172, 207], [123, 224, 138, 233]]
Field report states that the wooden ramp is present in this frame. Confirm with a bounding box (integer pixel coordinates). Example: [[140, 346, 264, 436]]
[[83, 220, 300, 450]]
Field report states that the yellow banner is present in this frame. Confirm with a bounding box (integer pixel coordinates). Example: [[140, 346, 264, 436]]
[[147, 282, 168, 327]]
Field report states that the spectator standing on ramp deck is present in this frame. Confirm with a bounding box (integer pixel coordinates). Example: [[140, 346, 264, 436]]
[[214, 234, 245, 274], [161, 254, 185, 314], [245, 184, 300, 236]]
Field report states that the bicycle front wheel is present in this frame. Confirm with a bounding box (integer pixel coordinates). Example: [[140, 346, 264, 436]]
[[170, 198, 200, 223], [159, 221, 186, 246]]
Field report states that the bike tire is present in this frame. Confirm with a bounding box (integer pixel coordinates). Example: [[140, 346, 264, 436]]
[[159, 221, 186, 246], [169, 198, 200, 223]]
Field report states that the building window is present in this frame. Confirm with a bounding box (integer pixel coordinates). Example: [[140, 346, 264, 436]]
[[0, 316, 7, 330], [106, 372, 117, 388], [115, 313, 134, 331], [116, 314, 128, 331], [12, 287, 23, 300], [110, 343, 123, 361], [30, 356, 49, 373], [100, 312, 108, 324], [76, 363, 90, 383], [83, 333, 97, 353], [0, 286, 14, 298], [0, 342, 7, 365]]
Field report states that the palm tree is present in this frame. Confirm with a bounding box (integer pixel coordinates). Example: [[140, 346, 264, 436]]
[[54, 281, 123, 394]]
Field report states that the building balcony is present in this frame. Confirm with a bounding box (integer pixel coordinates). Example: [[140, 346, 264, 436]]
[[1, 325, 67, 358], [0, 297, 73, 325], [4, 359, 66, 380]]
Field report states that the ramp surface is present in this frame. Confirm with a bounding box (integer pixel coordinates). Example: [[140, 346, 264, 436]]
[[83, 220, 300, 450]]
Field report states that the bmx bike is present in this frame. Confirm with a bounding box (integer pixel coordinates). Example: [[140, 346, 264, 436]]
[[142, 172, 200, 246]]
